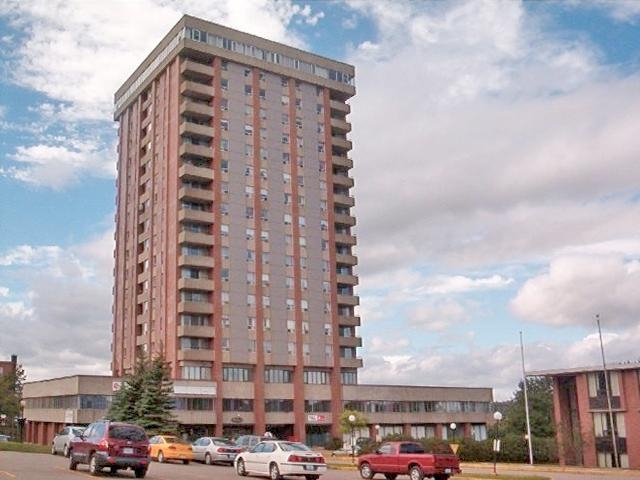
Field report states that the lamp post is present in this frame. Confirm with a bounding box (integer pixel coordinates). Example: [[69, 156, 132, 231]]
[[375, 424, 381, 443], [348, 414, 356, 464], [492, 412, 502, 475], [449, 423, 457, 442]]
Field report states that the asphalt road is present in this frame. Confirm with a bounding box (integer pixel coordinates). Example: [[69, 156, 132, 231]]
[[1, 452, 640, 480]]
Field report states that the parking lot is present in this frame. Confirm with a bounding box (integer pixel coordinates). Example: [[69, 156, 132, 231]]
[[3, 451, 640, 480], [0, 451, 357, 480]]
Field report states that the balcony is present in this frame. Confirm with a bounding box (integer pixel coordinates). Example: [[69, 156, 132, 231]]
[[180, 99, 213, 118], [179, 121, 214, 139], [179, 186, 213, 203], [136, 335, 147, 346], [340, 357, 363, 369], [336, 273, 358, 286], [178, 231, 214, 247], [333, 194, 355, 207], [332, 155, 353, 169], [332, 174, 354, 188], [334, 233, 357, 246], [336, 253, 358, 266], [179, 163, 214, 182], [177, 324, 215, 338], [179, 208, 213, 224], [177, 349, 214, 362], [178, 277, 214, 291], [180, 80, 214, 100], [338, 315, 361, 327], [332, 136, 352, 151], [339, 336, 363, 348], [178, 255, 215, 269], [330, 117, 351, 133], [337, 294, 360, 306], [329, 99, 350, 115], [334, 213, 356, 227], [179, 143, 213, 159], [180, 58, 214, 80], [178, 301, 214, 314]]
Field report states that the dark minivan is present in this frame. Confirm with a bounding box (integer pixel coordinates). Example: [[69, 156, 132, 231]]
[[69, 420, 150, 478]]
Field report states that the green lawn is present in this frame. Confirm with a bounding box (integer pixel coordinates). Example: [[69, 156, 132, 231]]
[[0, 441, 50, 454]]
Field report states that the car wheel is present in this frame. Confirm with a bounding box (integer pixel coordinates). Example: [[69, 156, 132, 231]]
[[269, 462, 281, 480], [89, 453, 100, 476], [63, 444, 70, 457], [236, 458, 247, 476], [205, 453, 213, 465], [385, 475, 397, 480], [69, 450, 78, 471], [134, 467, 147, 478], [360, 462, 374, 479], [433, 476, 449, 480], [157, 451, 165, 463], [306, 476, 320, 480], [51, 443, 57, 455], [409, 465, 424, 480], [183, 459, 190, 465]]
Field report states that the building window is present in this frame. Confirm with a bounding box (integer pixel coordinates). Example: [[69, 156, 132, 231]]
[[182, 365, 212, 380], [304, 370, 329, 384], [174, 397, 213, 410], [265, 399, 294, 412], [222, 398, 253, 411], [305, 399, 331, 412], [264, 368, 293, 383]]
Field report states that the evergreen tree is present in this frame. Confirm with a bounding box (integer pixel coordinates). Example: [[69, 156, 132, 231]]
[[0, 363, 26, 438], [107, 355, 147, 423], [503, 376, 555, 438], [136, 355, 176, 435]]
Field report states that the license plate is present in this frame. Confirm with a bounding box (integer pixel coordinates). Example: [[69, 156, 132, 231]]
[[304, 465, 317, 471], [123, 447, 134, 455], [445, 468, 451, 474]]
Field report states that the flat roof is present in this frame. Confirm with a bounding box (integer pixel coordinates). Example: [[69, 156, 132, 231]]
[[528, 361, 640, 377]]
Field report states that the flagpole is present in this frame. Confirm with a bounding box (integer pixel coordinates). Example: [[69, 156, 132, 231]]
[[597, 314, 619, 468], [520, 331, 534, 465]]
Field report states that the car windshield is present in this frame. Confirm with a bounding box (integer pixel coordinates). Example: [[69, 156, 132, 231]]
[[279, 442, 311, 452], [71, 428, 85, 436], [109, 425, 147, 442]]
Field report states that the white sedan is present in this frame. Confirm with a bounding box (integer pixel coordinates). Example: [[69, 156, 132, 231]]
[[235, 440, 327, 480]]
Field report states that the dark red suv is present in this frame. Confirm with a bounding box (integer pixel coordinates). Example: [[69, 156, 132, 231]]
[[68, 420, 150, 477]]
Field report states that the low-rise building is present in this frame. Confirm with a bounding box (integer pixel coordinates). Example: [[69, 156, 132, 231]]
[[530, 362, 640, 469], [23, 375, 493, 447]]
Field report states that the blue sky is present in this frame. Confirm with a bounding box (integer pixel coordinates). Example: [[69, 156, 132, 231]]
[[1, 0, 639, 399]]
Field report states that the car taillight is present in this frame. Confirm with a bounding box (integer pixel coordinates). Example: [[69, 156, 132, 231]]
[[98, 440, 110, 452], [289, 454, 323, 463]]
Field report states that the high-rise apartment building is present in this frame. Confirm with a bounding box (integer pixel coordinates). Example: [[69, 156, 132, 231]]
[[112, 15, 359, 442]]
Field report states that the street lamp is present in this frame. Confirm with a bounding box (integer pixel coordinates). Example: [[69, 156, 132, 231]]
[[449, 423, 457, 442], [375, 424, 381, 443], [492, 411, 503, 475], [348, 414, 356, 464]]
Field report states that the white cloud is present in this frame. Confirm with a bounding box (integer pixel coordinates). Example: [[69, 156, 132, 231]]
[[416, 274, 513, 294], [360, 326, 640, 400], [511, 254, 640, 328], [3, 140, 115, 189], [367, 336, 410, 354], [344, 1, 640, 272], [0, 287, 9, 297], [0, 229, 115, 380]]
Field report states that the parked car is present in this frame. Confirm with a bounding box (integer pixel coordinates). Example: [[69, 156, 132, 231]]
[[357, 441, 461, 480], [51, 426, 85, 457], [192, 436, 242, 465], [234, 440, 327, 480], [234, 434, 274, 451], [0, 434, 11, 442], [68, 420, 150, 478], [148, 435, 194, 464]]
